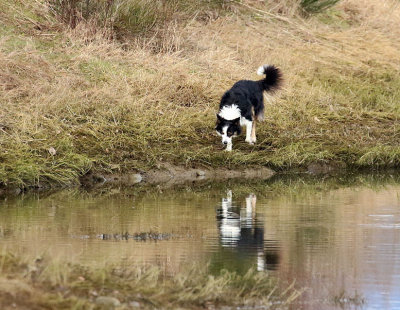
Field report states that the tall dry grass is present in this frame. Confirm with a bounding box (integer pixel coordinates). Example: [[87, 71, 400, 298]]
[[0, 0, 400, 187]]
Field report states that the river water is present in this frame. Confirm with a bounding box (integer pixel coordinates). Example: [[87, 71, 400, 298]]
[[1, 174, 400, 309]]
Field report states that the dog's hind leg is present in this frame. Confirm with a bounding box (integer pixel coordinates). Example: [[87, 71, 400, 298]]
[[249, 108, 256, 144]]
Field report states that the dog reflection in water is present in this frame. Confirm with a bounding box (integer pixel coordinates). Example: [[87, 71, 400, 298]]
[[216, 190, 279, 271]]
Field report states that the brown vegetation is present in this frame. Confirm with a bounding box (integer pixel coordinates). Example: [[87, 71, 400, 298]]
[[0, 0, 400, 187], [0, 252, 300, 309]]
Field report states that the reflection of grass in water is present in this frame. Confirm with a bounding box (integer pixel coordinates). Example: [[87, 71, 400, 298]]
[[107, 171, 400, 200], [333, 290, 366, 309], [208, 247, 261, 275], [3, 171, 400, 209], [0, 252, 301, 309]]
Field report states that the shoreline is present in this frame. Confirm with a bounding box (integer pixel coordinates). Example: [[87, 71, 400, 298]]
[[2, 159, 400, 196], [0, 160, 360, 194]]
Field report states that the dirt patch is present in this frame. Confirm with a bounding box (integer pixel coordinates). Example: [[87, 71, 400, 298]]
[[144, 163, 275, 185], [80, 163, 275, 188]]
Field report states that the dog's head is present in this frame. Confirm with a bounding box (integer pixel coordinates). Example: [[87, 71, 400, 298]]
[[215, 114, 241, 146]]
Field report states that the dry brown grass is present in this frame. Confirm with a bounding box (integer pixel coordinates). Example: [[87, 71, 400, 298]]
[[0, 0, 400, 187], [0, 252, 301, 309]]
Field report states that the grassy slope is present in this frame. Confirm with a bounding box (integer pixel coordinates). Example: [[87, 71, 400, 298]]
[[1, 0, 400, 187]]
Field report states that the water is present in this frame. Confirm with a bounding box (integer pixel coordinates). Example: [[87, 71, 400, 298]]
[[1, 175, 400, 309]]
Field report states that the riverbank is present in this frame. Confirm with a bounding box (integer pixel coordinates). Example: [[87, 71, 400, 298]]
[[0, 253, 301, 310], [1, 0, 400, 189]]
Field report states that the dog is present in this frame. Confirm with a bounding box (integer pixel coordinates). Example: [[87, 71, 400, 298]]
[[215, 65, 282, 151]]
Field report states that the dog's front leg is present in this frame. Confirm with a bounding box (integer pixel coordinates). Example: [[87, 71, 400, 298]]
[[226, 142, 233, 151], [245, 121, 253, 144]]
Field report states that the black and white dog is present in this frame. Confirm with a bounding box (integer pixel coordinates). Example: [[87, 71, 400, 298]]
[[215, 65, 282, 151]]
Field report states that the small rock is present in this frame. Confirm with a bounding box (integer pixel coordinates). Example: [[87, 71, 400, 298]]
[[129, 301, 141, 308], [93, 175, 107, 183], [196, 170, 206, 177], [48, 147, 56, 156], [128, 173, 142, 185], [204, 301, 215, 310], [95, 296, 121, 308]]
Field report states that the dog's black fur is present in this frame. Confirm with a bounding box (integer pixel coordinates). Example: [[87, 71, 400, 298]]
[[215, 65, 282, 137]]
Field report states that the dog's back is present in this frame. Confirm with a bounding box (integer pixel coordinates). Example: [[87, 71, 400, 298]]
[[219, 65, 282, 122]]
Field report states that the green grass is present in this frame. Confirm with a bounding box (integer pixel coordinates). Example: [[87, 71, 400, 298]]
[[301, 0, 340, 13], [0, 252, 300, 309], [46, 0, 231, 41]]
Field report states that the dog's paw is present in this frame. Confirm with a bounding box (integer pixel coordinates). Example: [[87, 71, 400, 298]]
[[246, 138, 256, 144]]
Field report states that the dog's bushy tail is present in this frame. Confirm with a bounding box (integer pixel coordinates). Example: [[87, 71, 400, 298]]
[[254, 65, 282, 121], [257, 64, 282, 92]]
